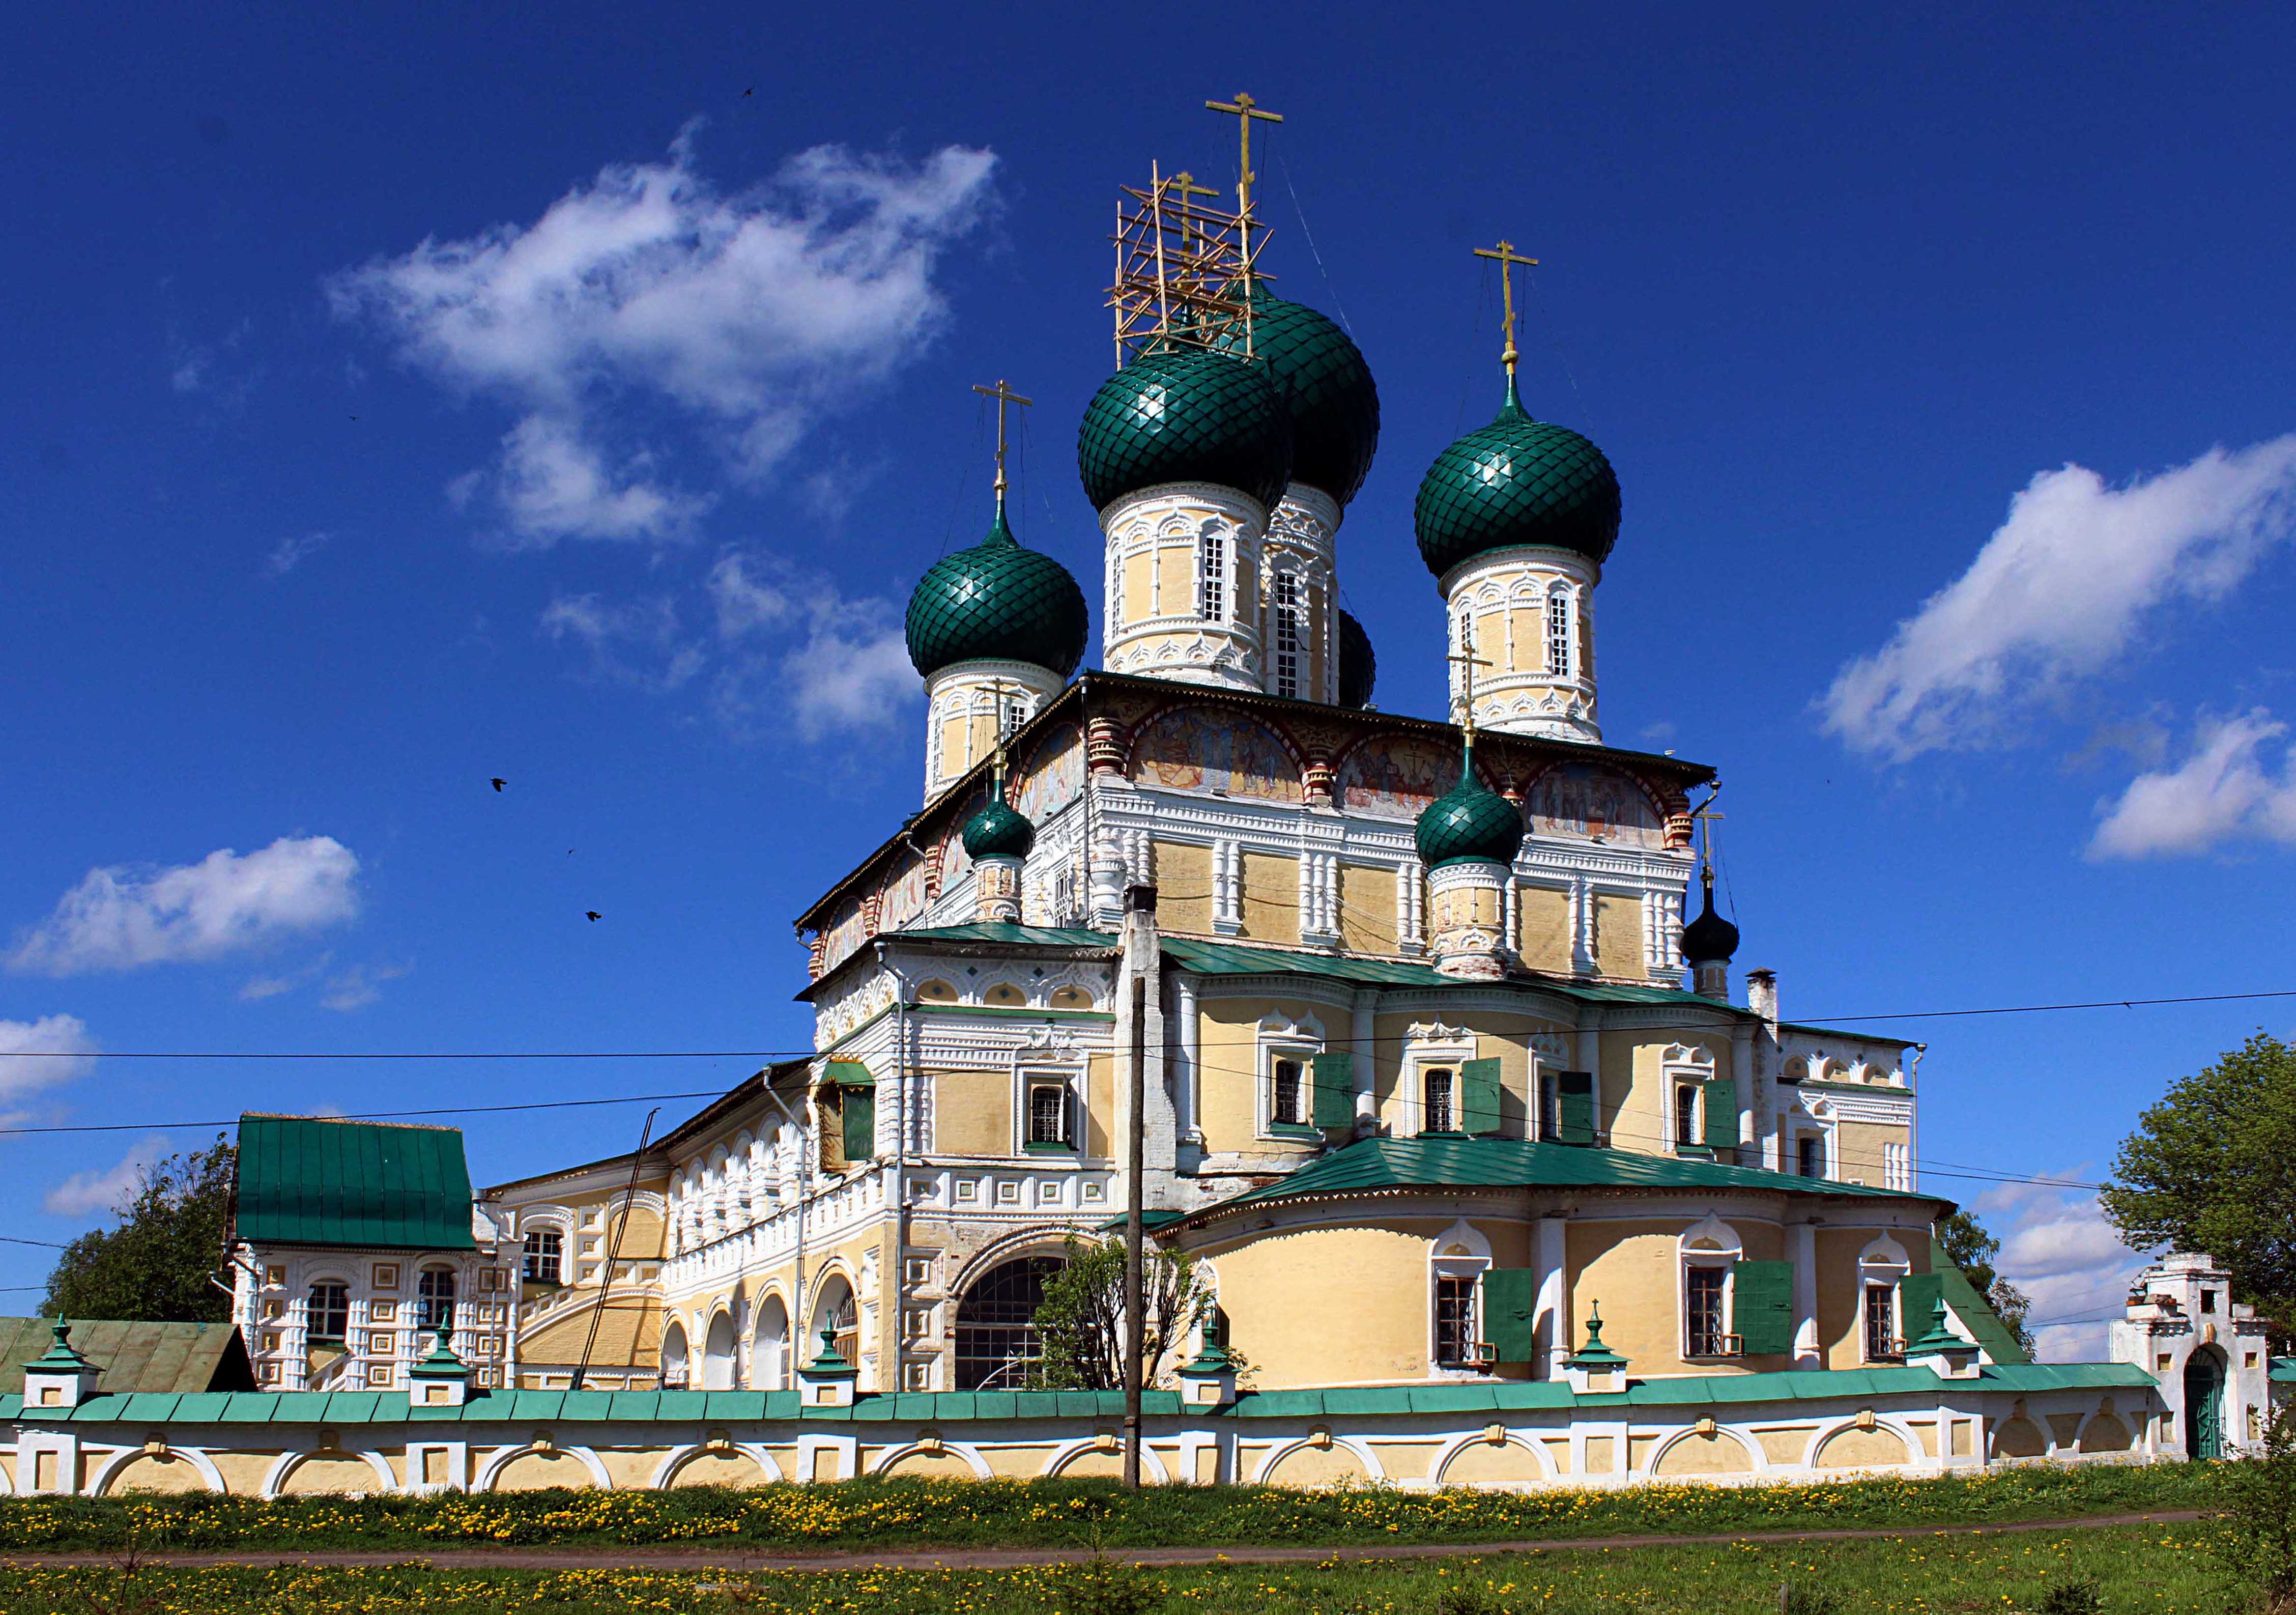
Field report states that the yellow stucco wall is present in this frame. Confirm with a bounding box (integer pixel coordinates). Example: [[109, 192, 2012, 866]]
[[1592, 894, 1643, 978], [1517, 884, 1571, 972], [1834, 1119, 1908, 1190], [932, 1068, 1011, 1157], [1338, 862, 1398, 953], [1153, 841, 1215, 937], [104, 1452, 212, 1495], [1240, 853, 1300, 945], [1208, 1221, 1451, 1385], [1197, 997, 1340, 1158]]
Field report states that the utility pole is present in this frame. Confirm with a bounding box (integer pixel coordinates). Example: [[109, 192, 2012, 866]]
[[1120, 882, 1156, 1489]]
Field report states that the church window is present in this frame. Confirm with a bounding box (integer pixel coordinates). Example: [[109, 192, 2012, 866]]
[[522, 1230, 562, 1285], [1674, 1085, 1699, 1150], [1546, 592, 1572, 677], [1863, 1283, 1899, 1361], [2201, 1289, 2218, 1314], [1423, 1067, 1455, 1134], [1027, 1082, 1071, 1148], [1684, 1266, 1728, 1356], [1536, 1071, 1559, 1142], [416, 1268, 456, 1337], [1433, 1274, 1479, 1367], [306, 1282, 349, 1344], [1271, 571, 1303, 699], [1797, 1135, 1824, 1179], [954, 1255, 1064, 1390], [1271, 1058, 1305, 1127], [1199, 533, 1227, 621]]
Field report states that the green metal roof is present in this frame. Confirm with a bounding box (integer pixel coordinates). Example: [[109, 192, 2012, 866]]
[[1415, 374, 1622, 578], [0, 1318, 254, 1396], [6, 1364, 2152, 1430], [1158, 936, 1745, 1013], [961, 796, 1036, 861], [2272, 1356, 2296, 1385], [1078, 344, 1293, 514], [1212, 289, 1380, 507], [234, 1115, 476, 1251], [897, 923, 1116, 948], [1414, 740, 1525, 869], [1930, 1239, 2033, 1366], [1169, 1135, 1941, 1233], [1777, 1021, 1916, 1047], [903, 499, 1088, 680]]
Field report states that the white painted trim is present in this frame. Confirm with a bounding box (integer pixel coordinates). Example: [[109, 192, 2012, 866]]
[[1643, 1423, 1765, 1478], [473, 1441, 613, 1492], [89, 1443, 227, 1496], [1428, 1427, 1562, 1486], [872, 1439, 993, 1480], [1247, 1432, 1385, 1486], [1042, 1436, 1170, 1482], [647, 1441, 786, 1490], [260, 1445, 396, 1498]]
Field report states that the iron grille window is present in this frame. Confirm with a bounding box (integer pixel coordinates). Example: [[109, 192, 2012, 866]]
[[1271, 1058, 1305, 1126], [522, 1229, 562, 1284], [1028, 1083, 1070, 1146], [1546, 593, 1571, 676], [954, 1256, 1065, 1390], [1434, 1274, 1478, 1366], [416, 1268, 456, 1337], [1199, 533, 1226, 620], [1864, 1284, 1898, 1360], [306, 1283, 349, 1343], [1686, 1266, 1727, 1356], [1798, 1136, 1823, 1178], [1538, 1074, 1558, 1142], [1423, 1068, 1455, 1134], [1676, 1085, 1700, 1149], [1272, 571, 1302, 699]]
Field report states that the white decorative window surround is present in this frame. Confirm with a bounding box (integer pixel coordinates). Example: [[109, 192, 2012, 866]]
[[1255, 1011, 1326, 1140], [1679, 1214, 1742, 1359], [1402, 1022, 1477, 1139], [1011, 1064, 1084, 1157], [1427, 1219, 1493, 1377], [1661, 1043, 1719, 1152], [1857, 1234, 1912, 1362]]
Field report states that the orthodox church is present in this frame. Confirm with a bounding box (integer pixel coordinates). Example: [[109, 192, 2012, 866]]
[[483, 144, 1954, 1404], [31, 109, 2262, 1502]]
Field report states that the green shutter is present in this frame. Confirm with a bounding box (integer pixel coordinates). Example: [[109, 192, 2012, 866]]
[[1311, 1052, 1355, 1128], [1732, 1259, 1794, 1354], [842, 1084, 877, 1163], [1900, 1271, 1945, 1343], [1557, 1070, 1595, 1145], [1482, 1268, 1541, 1363], [1461, 1057, 1504, 1135], [1703, 1076, 1741, 1149]]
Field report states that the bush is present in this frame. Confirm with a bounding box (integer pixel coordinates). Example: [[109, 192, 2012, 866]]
[[2036, 1576, 2103, 1615], [1778, 1584, 1843, 1615], [2217, 1403, 2296, 1604]]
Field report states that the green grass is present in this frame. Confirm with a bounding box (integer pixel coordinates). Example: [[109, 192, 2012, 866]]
[[0, 1463, 2215, 1554], [0, 1523, 2247, 1614]]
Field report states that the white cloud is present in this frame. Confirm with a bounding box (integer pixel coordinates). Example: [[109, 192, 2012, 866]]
[[328, 129, 996, 545], [8, 837, 362, 976], [0, 1014, 98, 1111], [320, 960, 410, 1012], [1823, 436, 2296, 760], [540, 593, 706, 692], [43, 1137, 169, 1219], [2089, 707, 2296, 859], [1976, 1173, 2150, 1363], [264, 531, 332, 577], [779, 604, 916, 742]]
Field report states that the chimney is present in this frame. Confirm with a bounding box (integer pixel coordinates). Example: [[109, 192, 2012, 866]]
[[1746, 969, 1777, 1025]]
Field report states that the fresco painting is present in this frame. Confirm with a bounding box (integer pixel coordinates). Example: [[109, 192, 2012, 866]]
[[1527, 761, 1664, 848], [880, 852, 929, 931], [1130, 708, 1303, 803], [1334, 736, 1458, 819], [820, 897, 869, 973], [1015, 722, 1085, 824]]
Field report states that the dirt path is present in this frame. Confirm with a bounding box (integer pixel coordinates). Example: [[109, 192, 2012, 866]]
[[0, 1508, 2209, 1573]]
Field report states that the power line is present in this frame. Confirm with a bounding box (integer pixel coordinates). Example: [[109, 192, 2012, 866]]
[[1806, 988, 2296, 1024], [0, 1235, 69, 1250], [0, 1089, 737, 1139]]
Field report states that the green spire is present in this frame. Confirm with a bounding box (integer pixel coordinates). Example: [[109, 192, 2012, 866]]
[[805, 1326, 856, 1374], [408, 1324, 468, 1379], [962, 732, 1036, 861], [1182, 1314, 1239, 1373], [1906, 1293, 1968, 1358], [1566, 1304, 1629, 1369], [24, 1319, 96, 1373]]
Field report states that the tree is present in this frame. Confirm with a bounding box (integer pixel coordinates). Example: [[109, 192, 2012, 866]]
[[1027, 1235, 1212, 1391], [40, 1136, 235, 1322], [1936, 1208, 2035, 1355], [2101, 1032, 2296, 1335]]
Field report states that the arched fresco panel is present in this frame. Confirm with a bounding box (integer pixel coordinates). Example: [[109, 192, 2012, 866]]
[[1130, 709, 1302, 804], [1015, 723, 1085, 824], [1334, 735, 1457, 819], [1525, 761, 1665, 849]]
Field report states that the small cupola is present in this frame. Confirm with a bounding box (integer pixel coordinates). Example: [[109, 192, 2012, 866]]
[[20, 1320, 101, 1410], [1680, 866, 1740, 1001], [963, 736, 1034, 924], [1415, 728, 1523, 981], [1563, 1302, 1630, 1393]]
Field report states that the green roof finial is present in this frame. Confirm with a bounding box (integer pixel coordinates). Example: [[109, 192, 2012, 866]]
[[1907, 1291, 1967, 1358], [25, 1318, 97, 1373], [1567, 1302, 1629, 1369]]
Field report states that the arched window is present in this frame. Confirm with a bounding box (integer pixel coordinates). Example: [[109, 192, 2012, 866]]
[[703, 1309, 739, 1391], [754, 1295, 790, 1391], [522, 1229, 562, 1285], [1546, 591, 1572, 677], [306, 1282, 349, 1343], [810, 1276, 859, 1371], [1423, 1067, 1455, 1134], [1198, 532, 1227, 620], [953, 1255, 1066, 1390], [415, 1267, 456, 1336], [1674, 1084, 1700, 1150], [661, 1320, 690, 1389]]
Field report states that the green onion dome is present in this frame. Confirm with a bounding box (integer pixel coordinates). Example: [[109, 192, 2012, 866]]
[[1337, 609, 1376, 709], [1414, 375, 1621, 579], [1077, 344, 1292, 514], [1679, 872, 1740, 963], [1212, 289, 1379, 506], [905, 502, 1089, 680], [1413, 742, 1525, 869], [961, 795, 1035, 861]]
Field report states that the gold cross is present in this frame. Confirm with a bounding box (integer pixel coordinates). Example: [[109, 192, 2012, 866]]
[[1690, 797, 1726, 867], [1168, 171, 1220, 257], [1446, 617, 1495, 739], [971, 379, 1034, 498], [1472, 238, 1540, 375], [1204, 92, 1283, 219]]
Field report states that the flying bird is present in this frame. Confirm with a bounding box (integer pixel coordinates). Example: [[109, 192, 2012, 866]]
[[741, 86, 754, 98], [490, 778, 506, 792], [586, 911, 601, 922]]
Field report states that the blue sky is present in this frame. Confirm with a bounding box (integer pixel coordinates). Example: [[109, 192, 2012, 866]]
[[5, 4, 2293, 1353]]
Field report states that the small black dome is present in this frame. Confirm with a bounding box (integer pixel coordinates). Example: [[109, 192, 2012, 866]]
[[1337, 610, 1376, 709], [1679, 875, 1740, 964]]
